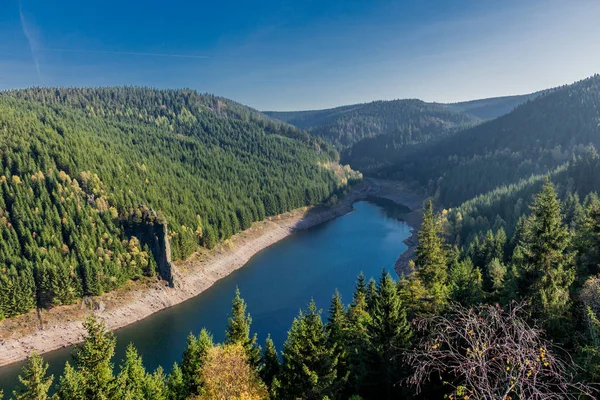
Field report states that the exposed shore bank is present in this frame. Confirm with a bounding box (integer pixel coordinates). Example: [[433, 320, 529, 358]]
[[0, 179, 421, 367]]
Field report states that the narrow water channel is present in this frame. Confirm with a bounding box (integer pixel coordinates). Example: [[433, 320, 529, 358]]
[[0, 200, 412, 392]]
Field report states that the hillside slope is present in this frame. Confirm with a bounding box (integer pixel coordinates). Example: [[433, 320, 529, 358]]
[[377, 75, 600, 206], [444, 91, 541, 120], [265, 99, 479, 150], [0, 87, 356, 319]]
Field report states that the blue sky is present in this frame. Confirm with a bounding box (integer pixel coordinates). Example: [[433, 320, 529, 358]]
[[1, 0, 600, 110]]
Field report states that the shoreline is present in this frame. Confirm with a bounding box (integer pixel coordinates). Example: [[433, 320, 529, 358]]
[[0, 179, 421, 367]]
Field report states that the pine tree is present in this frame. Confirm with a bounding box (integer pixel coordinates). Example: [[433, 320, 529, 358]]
[[326, 290, 349, 394], [365, 278, 377, 313], [57, 362, 85, 400], [181, 328, 213, 396], [115, 344, 150, 400], [448, 258, 483, 306], [166, 363, 185, 400], [366, 270, 412, 400], [12, 352, 53, 400], [346, 275, 373, 397], [144, 367, 167, 400], [414, 200, 449, 312], [516, 180, 576, 329], [279, 299, 338, 400], [259, 335, 280, 390], [69, 317, 116, 400], [224, 287, 260, 366]]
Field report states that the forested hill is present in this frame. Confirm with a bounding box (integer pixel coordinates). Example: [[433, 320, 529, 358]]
[[264, 99, 479, 150], [0, 87, 357, 319], [444, 91, 541, 120], [264, 93, 540, 172], [377, 74, 600, 206]]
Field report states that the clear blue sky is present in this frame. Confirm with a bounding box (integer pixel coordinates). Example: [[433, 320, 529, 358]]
[[1, 0, 599, 110]]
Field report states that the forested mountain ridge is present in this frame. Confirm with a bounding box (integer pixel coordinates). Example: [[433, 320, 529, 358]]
[[444, 91, 542, 120], [378, 74, 600, 206], [0, 87, 357, 319], [265, 92, 540, 172], [264, 99, 479, 150]]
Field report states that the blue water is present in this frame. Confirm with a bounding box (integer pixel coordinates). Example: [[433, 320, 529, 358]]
[[0, 200, 411, 392]]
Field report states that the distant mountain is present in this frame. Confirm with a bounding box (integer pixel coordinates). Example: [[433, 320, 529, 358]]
[[443, 92, 542, 120], [377, 75, 600, 206], [265, 93, 539, 172], [265, 99, 479, 151]]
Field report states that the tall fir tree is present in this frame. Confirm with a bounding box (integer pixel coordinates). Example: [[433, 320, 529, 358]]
[[326, 290, 350, 395], [225, 287, 261, 366], [346, 274, 373, 397], [12, 352, 53, 400], [166, 363, 185, 400], [279, 299, 338, 400], [259, 335, 281, 394], [515, 180, 576, 330], [67, 317, 116, 400], [366, 270, 412, 400], [414, 200, 449, 312], [180, 328, 213, 396]]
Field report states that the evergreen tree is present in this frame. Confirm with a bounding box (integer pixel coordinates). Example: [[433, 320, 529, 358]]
[[259, 335, 280, 390], [366, 270, 412, 399], [487, 257, 507, 295], [224, 287, 260, 366], [326, 290, 350, 395], [115, 344, 164, 400], [346, 275, 373, 397], [181, 328, 213, 396], [56, 362, 85, 400], [12, 352, 53, 400], [279, 299, 338, 400], [166, 363, 185, 400], [414, 200, 449, 312], [68, 317, 116, 400], [516, 181, 576, 329], [448, 258, 483, 306], [365, 278, 378, 313]]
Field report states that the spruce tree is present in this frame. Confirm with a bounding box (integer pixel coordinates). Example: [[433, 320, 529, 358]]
[[516, 180, 576, 329], [414, 200, 449, 312], [347, 275, 373, 397], [12, 352, 53, 400], [57, 362, 84, 400], [166, 363, 185, 400], [181, 328, 213, 396], [115, 344, 151, 400], [326, 290, 349, 394], [69, 317, 116, 400], [224, 287, 260, 366], [448, 258, 483, 306], [279, 299, 338, 400], [366, 270, 412, 400], [259, 335, 280, 389], [365, 278, 378, 313]]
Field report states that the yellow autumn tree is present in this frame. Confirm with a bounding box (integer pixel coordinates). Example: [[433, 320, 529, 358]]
[[197, 343, 268, 400]]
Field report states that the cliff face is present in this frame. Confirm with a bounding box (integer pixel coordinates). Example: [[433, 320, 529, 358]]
[[123, 218, 175, 286]]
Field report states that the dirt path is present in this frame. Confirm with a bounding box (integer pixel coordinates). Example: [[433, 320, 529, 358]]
[[0, 180, 421, 367]]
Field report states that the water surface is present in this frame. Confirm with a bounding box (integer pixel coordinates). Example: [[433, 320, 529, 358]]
[[0, 200, 411, 392]]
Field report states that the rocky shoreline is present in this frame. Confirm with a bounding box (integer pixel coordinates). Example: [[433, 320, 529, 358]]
[[0, 179, 421, 367]]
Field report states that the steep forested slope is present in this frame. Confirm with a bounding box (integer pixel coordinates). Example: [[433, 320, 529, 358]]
[[265, 99, 479, 150], [445, 91, 541, 120], [378, 75, 600, 206], [265, 93, 539, 172], [0, 87, 355, 318]]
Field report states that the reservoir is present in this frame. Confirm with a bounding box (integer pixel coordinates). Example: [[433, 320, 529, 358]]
[[0, 199, 412, 392]]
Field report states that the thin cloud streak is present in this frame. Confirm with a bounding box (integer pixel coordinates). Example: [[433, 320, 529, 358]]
[[38, 48, 210, 59], [18, 2, 41, 80]]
